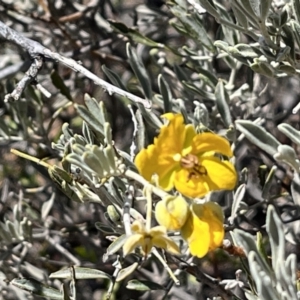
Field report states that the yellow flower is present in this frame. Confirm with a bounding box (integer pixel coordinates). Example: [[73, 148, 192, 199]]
[[134, 113, 237, 198], [123, 220, 180, 256], [155, 196, 189, 230], [180, 202, 224, 258]]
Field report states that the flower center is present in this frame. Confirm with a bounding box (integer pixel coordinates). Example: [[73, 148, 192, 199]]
[[180, 154, 207, 181]]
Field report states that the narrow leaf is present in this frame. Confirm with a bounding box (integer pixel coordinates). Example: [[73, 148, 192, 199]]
[[11, 278, 63, 300], [75, 104, 104, 141], [260, 0, 272, 22], [102, 65, 127, 91], [103, 235, 127, 262], [278, 123, 300, 146], [230, 184, 246, 224], [108, 20, 165, 48], [158, 74, 172, 113], [50, 267, 112, 280], [235, 120, 281, 156], [215, 80, 232, 127], [116, 263, 139, 282], [127, 43, 152, 100], [50, 70, 73, 101], [126, 279, 165, 291]]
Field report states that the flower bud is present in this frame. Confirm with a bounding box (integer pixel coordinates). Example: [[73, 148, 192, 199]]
[[155, 196, 189, 230]]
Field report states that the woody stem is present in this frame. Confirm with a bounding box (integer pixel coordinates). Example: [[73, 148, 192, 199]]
[[145, 186, 153, 232]]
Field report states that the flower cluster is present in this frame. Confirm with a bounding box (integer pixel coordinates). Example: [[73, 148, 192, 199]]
[[156, 196, 224, 257], [124, 113, 237, 258], [134, 113, 236, 198], [123, 220, 180, 256]]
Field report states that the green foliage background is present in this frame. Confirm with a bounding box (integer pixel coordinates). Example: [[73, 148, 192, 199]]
[[0, 0, 299, 299]]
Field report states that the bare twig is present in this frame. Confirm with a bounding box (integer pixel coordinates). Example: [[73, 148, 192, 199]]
[[4, 56, 44, 102], [123, 185, 134, 236], [0, 21, 152, 109]]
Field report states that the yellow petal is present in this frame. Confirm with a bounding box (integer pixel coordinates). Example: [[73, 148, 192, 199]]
[[182, 124, 197, 156], [198, 202, 224, 249], [208, 218, 224, 249], [131, 220, 145, 233], [152, 235, 181, 254], [161, 114, 196, 156], [134, 145, 160, 182], [123, 234, 144, 256], [155, 196, 189, 230], [159, 113, 186, 154], [149, 225, 167, 236], [192, 132, 233, 157], [180, 208, 210, 257], [200, 156, 237, 190], [174, 156, 237, 198], [158, 167, 177, 191], [135, 115, 185, 190], [204, 202, 224, 223], [141, 236, 153, 255], [180, 203, 224, 257], [174, 168, 210, 198]]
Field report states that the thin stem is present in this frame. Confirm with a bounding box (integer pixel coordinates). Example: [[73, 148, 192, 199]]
[[0, 21, 151, 109], [145, 186, 153, 232], [46, 234, 81, 265], [152, 248, 180, 285], [124, 169, 168, 199], [11, 149, 52, 169], [123, 185, 134, 236], [128, 104, 138, 161]]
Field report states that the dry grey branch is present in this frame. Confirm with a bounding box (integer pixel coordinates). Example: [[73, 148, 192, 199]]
[[0, 20, 151, 109]]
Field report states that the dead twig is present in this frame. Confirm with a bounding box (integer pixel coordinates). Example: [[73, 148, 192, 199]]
[[0, 20, 151, 109]]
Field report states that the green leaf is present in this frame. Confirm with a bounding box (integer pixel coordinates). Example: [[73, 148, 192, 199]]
[[231, 0, 259, 26], [260, 0, 272, 22], [214, 1, 239, 45], [214, 40, 229, 52], [232, 230, 271, 273], [102, 65, 127, 91], [291, 173, 300, 208], [230, 183, 246, 224], [266, 206, 285, 272], [256, 232, 269, 268], [75, 104, 104, 141], [170, 5, 214, 51], [50, 267, 112, 280], [290, 21, 300, 51], [84, 94, 107, 127], [50, 70, 73, 101], [293, 0, 300, 23], [250, 61, 274, 78], [197, 0, 220, 19], [262, 166, 277, 199], [282, 24, 295, 61], [116, 262, 139, 282], [95, 222, 115, 234], [11, 278, 63, 300], [197, 67, 218, 86], [108, 20, 165, 48], [231, 3, 248, 28], [235, 120, 281, 156], [215, 80, 232, 127], [274, 144, 300, 171], [182, 81, 215, 100], [158, 74, 172, 113], [278, 123, 300, 146], [233, 44, 259, 58], [126, 279, 165, 291], [248, 0, 260, 18], [127, 43, 152, 100], [104, 235, 127, 261]]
